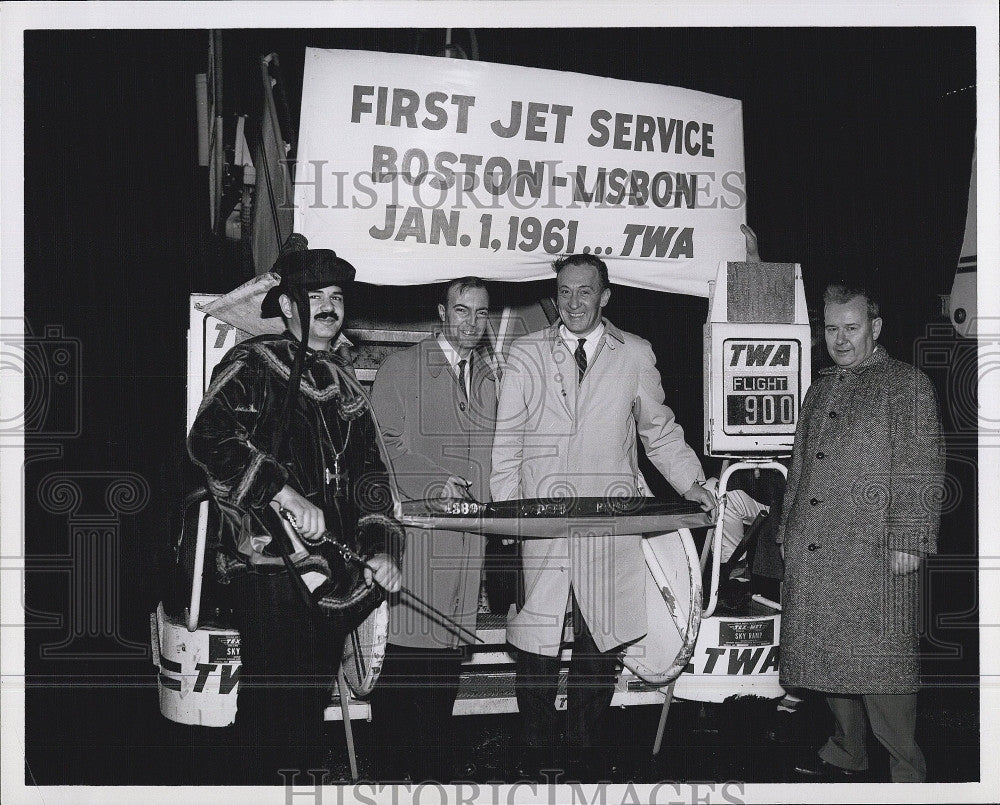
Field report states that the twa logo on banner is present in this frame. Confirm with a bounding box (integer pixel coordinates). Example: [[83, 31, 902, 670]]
[[294, 49, 746, 296]]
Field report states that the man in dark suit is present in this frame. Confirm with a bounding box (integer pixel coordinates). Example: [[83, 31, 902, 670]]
[[370, 277, 496, 781]]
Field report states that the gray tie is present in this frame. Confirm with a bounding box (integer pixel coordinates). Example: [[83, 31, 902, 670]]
[[575, 338, 587, 382]]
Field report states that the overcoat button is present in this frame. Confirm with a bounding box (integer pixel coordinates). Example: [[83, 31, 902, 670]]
[[829, 411, 837, 418], [816, 452, 825, 459], [459, 402, 466, 411], [809, 498, 819, 505], [808, 543, 819, 551]]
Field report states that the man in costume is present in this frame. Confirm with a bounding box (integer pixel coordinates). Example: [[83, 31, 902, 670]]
[[779, 283, 944, 782], [490, 253, 716, 781], [370, 277, 496, 781], [188, 243, 402, 784]]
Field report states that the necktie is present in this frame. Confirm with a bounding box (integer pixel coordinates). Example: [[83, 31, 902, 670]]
[[574, 338, 587, 382], [458, 358, 468, 398]]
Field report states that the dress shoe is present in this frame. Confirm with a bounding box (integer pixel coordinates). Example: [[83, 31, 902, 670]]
[[793, 755, 864, 780]]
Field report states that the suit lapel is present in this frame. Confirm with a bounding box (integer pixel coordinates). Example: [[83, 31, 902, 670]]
[[424, 337, 450, 380], [586, 321, 622, 388], [554, 320, 624, 417], [469, 349, 496, 410], [429, 336, 497, 420]]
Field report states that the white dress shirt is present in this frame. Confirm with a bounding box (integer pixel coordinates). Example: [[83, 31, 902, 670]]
[[559, 321, 605, 373], [436, 334, 472, 397]]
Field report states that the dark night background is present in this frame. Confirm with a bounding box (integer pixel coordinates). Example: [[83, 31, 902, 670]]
[[20, 27, 979, 785]]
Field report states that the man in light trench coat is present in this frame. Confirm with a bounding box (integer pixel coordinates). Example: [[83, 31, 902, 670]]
[[778, 282, 944, 783], [491, 254, 716, 781], [370, 277, 496, 781]]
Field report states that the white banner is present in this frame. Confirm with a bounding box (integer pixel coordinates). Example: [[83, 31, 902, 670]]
[[295, 49, 746, 296]]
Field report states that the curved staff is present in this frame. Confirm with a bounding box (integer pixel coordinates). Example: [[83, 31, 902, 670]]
[[278, 508, 483, 647]]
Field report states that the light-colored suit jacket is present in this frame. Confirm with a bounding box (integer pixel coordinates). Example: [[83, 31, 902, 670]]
[[372, 337, 496, 648], [491, 320, 703, 655]]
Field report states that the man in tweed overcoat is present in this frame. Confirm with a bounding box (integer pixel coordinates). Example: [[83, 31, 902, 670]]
[[777, 283, 944, 782]]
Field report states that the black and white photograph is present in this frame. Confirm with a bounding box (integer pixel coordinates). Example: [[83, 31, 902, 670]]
[[2, 2, 997, 803]]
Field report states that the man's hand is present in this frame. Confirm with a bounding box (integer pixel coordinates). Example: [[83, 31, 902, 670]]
[[891, 550, 921, 575], [365, 552, 402, 593], [427, 475, 478, 513], [272, 485, 325, 540], [442, 474, 475, 501], [683, 481, 718, 520]]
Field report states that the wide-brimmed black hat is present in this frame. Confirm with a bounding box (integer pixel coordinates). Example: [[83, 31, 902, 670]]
[[260, 247, 357, 318]]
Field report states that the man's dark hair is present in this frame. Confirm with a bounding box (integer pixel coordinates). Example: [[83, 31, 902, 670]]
[[823, 282, 881, 320], [552, 254, 610, 291], [442, 276, 489, 306]]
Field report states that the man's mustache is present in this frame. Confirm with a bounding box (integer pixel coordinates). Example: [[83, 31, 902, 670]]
[[314, 311, 339, 322]]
